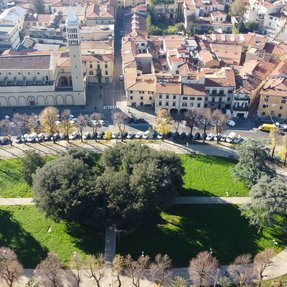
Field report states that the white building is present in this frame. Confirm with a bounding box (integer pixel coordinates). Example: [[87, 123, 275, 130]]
[[0, 24, 21, 51], [0, 6, 86, 107], [0, 6, 26, 32]]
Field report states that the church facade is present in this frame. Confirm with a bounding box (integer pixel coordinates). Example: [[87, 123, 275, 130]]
[[0, 7, 86, 107]]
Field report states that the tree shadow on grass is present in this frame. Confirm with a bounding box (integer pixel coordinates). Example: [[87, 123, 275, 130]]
[[66, 223, 105, 256], [0, 209, 48, 268], [116, 205, 287, 267]]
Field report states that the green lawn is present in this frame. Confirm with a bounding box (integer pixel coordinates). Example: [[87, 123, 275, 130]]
[[117, 205, 285, 267], [0, 156, 56, 198], [0, 206, 104, 268], [180, 154, 249, 196]]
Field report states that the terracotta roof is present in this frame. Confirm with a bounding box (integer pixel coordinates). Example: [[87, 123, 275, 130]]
[[261, 78, 287, 97], [210, 43, 242, 65], [86, 4, 114, 19], [156, 82, 181, 94], [210, 10, 227, 16], [25, 13, 51, 22], [80, 40, 113, 50], [204, 67, 236, 87], [0, 54, 51, 69], [183, 84, 206, 96]]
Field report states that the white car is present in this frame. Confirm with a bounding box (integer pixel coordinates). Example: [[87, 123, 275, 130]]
[[142, 130, 150, 139], [83, 132, 91, 140], [214, 134, 221, 141], [233, 135, 243, 144], [26, 133, 37, 142], [69, 132, 78, 140], [227, 119, 236, 127], [126, 132, 134, 139], [119, 75, 124, 81], [112, 132, 117, 139], [226, 132, 236, 143], [135, 132, 142, 139], [157, 133, 163, 139], [220, 135, 227, 142], [206, 133, 214, 141]]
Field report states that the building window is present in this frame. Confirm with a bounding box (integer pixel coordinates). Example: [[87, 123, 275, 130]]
[[197, 103, 201, 108], [149, 97, 152, 100], [105, 64, 108, 68], [182, 102, 187, 107], [264, 97, 269, 102], [262, 112, 265, 116], [183, 97, 187, 100], [140, 96, 143, 100], [281, 100, 286, 104], [173, 102, 176, 106], [166, 102, 169, 106], [198, 97, 202, 101], [90, 64, 92, 68], [159, 95, 162, 99], [190, 103, 193, 107], [130, 91, 133, 94], [97, 64, 100, 69], [278, 114, 282, 117], [89, 71, 93, 75], [190, 97, 195, 100], [166, 95, 169, 99], [173, 95, 176, 99], [105, 71, 108, 75], [130, 96, 133, 100], [159, 101, 162, 106], [206, 89, 210, 93], [280, 106, 283, 110]]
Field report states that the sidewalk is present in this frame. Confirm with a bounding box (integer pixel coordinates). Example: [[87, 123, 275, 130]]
[[0, 198, 33, 205], [173, 196, 251, 204]]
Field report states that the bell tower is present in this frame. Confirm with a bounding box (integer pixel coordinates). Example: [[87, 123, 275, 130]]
[[65, 6, 85, 92]]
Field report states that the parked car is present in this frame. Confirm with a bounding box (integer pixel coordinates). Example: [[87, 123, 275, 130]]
[[142, 130, 150, 139], [36, 133, 44, 142], [83, 132, 91, 140], [135, 131, 142, 139], [119, 75, 124, 81], [214, 134, 221, 142], [99, 120, 107, 127], [149, 130, 157, 139], [227, 119, 236, 127], [127, 132, 134, 139], [112, 132, 117, 139], [43, 134, 51, 141], [258, 123, 276, 132], [193, 132, 201, 140], [58, 133, 67, 140], [69, 132, 78, 140], [233, 135, 243, 144], [97, 131, 104, 139], [15, 135, 22, 143], [26, 133, 37, 143], [0, 136, 8, 145], [157, 133, 163, 140], [226, 132, 236, 143], [220, 135, 227, 142], [206, 133, 214, 141]]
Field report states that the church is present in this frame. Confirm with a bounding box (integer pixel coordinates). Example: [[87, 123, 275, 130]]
[[0, 6, 86, 107]]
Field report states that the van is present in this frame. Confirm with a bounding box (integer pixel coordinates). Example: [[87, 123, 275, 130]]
[[258, 123, 275, 132]]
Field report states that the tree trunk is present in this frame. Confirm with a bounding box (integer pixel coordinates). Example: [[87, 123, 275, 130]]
[[284, 155, 287, 166], [116, 274, 122, 287], [202, 124, 207, 143], [271, 146, 275, 158]]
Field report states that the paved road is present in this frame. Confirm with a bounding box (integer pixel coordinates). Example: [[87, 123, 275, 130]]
[[104, 227, 117, 266], [173, 197, 251, 204], [0, 198, 34, 205]]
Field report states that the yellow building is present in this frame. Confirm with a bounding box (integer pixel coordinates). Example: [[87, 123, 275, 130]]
[[83, 54, 114, 84], [258, 78, 287, 119]]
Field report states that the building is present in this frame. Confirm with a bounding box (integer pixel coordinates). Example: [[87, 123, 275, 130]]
[[0, 6, 86, 107], [0, 6, 26, 31], [0, 24, 21, 51], [85, 3, 115, 26]]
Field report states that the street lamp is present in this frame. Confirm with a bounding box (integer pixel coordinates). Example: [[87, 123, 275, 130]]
[[141, 251, 144, 257], [209, 248, 213, 255], [272, 239, 278, 248]]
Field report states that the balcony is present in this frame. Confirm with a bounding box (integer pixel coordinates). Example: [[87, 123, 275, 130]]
[[232, 105, 249, 111]]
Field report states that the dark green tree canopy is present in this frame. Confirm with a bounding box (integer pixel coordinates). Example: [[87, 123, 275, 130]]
[[21, 150, 45, 186], [242, 176, 287, 230], [233, 139, 271, 187], [32, 145, 183, 229], [32, 0, 45, 13]]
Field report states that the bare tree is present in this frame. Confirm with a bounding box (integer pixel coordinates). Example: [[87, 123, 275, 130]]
[[211, 109, 228, 143], [228, 254, 254, 287], [90, 113, 102, 141], [113, 254, 125, 287], [112, 111, 127, 142], [253, 248, 275, 287], [39, 107, 59, 143], [70, 252, 84, 287], [86, 254, 105, 287], [173, 113, 183, 133], [188, 251, 218, 287], [217, 276, 232, 287], [0, 247, 24, 287], [150, 254, 172, 287], [76, 114, 86, 143], [35, 252, 64, 287], [0, 119, 13, 145], [124, 254, 150, 287], [197, 108, 212, 143], [13, 113, 30, 140], [185, 108, 199, 138], [60, 109, 75, 143], [269, 128, 280, 158]]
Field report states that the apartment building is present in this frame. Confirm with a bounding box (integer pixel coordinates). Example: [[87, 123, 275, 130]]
[[0, 24, 21, 52], [85, 3, 115, 26]]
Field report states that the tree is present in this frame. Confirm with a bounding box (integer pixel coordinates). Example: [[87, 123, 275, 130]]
[[233, 139, 270, 187], [86, 254, 105, 287], [0, 247, 24, 287], [124, 254, 150, 287], [35, 252, 64, 287], [70, 252, 84, 287], [21, 150, 45, 186], [154, 109, 171, 137], [13, 113, 30, 140], [230, 0, 245, 16], [173, 113, 183, 133], [253, 248, 275, 287], [90, 113, 102, 140], [76, 114, 86, 142], [172, 276, 187, 287], [103, 130, 112, 140], [150, 254, 172, 287], [113, 255, 125, 287], [269, 128, 280, 158], [241, 176, 287, 229], [188, 251, 218, 287], [211, 109, 227, 143], [60, 110, 75, 143], [197, 108, 212, 143], [112, 111, 127, 142], [39, 107, 59, 144], [228, 254, 254, 287], [32, 0, 45, 13], [245, 21, 259, 32], [278, 135, 287, 165], [0, 119, 13, 145], [184, 108, 199, 139], [217, 276, 232, 287], [32, 155, 93, 224]]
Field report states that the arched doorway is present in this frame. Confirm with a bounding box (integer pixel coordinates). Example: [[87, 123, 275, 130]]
[[58, 76, 68, 87]]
